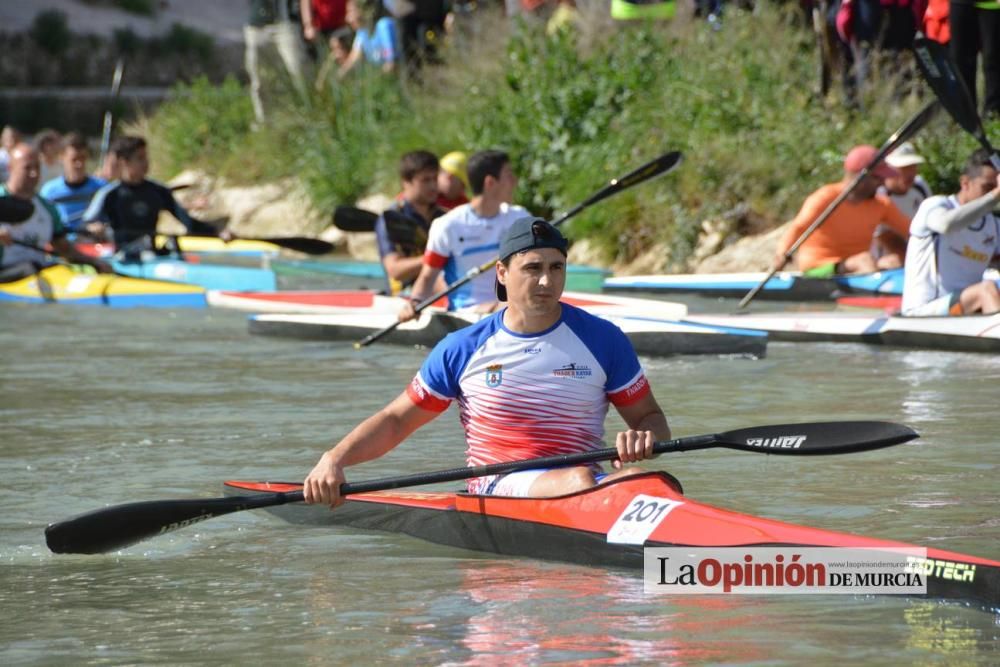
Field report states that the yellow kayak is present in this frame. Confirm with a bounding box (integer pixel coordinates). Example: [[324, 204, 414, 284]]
[[0, 265, 206, 308], [154, 235, 283, 257]]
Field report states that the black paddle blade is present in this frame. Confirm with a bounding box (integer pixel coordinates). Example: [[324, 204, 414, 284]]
[[0, 195, 34, 223], [44, 493, 294, 555], [260, 236, 335, 255], [715, 421, 918, 455], [913, 36, 993, 150], [333, 206, 379, 232]]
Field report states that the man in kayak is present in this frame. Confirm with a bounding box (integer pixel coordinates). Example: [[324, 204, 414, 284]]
[[397, 149, 528, 319], [0, 143, 111, 281], [880, 142, 932, 220], [305, 217, 670, 506], [82, 136, 231, 257], [901, 149, 1000, 316], [39, 132, 108, 233], [376, 150, 446, 295], [773, 144, 912, 276]]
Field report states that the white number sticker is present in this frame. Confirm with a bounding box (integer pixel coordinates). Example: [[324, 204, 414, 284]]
[[606, 494, 683, 545]]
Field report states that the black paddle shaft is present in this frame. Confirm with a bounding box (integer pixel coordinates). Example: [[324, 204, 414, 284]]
[[737, 101, 939, 310], [44, 420, 916, 555]]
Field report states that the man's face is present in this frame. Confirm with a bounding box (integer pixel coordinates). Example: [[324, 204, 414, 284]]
[[853, 172, 883, 199], [7, 144, 40, 194], [120, 147, 149, 183], [960, 166, 999, 202], [497, 247, 566, 315], [883, 165, 917, 194], [437, 170, 464, 198], [488, 162, 518, 203], [402, 168, 439, 207], [62, 146, 89, 182]]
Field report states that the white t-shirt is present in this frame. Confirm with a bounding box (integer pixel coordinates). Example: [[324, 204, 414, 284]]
[[406, 304, 650, 494], [879, 176, 931, 220], [0, 187, 63, 269], [902, 194, 1000, 313], [422, 201, 528, 310]]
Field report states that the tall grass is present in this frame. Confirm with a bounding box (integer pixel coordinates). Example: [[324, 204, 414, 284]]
[[141, 4, 996, 269]]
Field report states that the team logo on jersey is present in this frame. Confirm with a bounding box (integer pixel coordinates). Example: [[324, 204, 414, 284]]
[[552, 362, 592, 379], [485, 364, 503, 388]]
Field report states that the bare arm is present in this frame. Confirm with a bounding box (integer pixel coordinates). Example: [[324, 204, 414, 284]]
[[381, 252, 425, 284], [398, 263, 444, 321], [611, 390, 670, 467], [925, 188, 1000, 235], [300, 0, 315, 40], [303, 391, 440, 507]]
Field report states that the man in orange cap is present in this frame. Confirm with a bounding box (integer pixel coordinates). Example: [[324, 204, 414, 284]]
[[773, 144, 912, 276]]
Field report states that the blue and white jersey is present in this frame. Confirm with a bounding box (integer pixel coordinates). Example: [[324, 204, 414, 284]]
[[422, 201, 528, 310], [902, 194, 1000, 312], [406, 304, 651, 494], [39, 175, 106, 231]]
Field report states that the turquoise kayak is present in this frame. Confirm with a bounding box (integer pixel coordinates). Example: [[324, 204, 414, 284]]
[[112, 258, 277, 292]]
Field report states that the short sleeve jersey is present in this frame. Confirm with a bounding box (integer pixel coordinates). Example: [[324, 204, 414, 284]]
[[406, 304, 651, 494], [0, 186, 64, 269], [422, 201, 529, 309], [902, 194, 1000, 312]]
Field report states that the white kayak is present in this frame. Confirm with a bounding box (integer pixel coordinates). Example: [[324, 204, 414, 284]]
[[248, 307, 769, 358], [685, 311, 1000, 353], [208, 289, 690, 319]]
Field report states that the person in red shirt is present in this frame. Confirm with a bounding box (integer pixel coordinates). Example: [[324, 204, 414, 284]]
[[773, 144, 911, 276]]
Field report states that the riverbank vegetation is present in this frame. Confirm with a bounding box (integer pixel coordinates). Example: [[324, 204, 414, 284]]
[[139, 4, 996, 269]]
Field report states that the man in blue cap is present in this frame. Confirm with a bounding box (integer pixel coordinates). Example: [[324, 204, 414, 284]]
[[304, 216, 671, 507]]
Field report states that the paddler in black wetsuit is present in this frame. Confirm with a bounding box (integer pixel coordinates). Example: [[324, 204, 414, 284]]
[[82, 135, 232, 259]]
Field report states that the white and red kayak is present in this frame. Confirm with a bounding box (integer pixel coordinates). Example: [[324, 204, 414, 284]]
[[240, 291, 769, 357], [224, 472, 1000, 609], [207, 289, 689, 318], [686, 311, 1000, 353]]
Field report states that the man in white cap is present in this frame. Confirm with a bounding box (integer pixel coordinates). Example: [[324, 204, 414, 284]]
[[880, 142, 932, 220]]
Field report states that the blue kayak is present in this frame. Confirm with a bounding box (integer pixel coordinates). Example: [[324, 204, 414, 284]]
[[111, 258, 277, 292], [603, 269, 904, 301]]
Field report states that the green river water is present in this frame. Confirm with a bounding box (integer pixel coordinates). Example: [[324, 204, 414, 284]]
[[2, 295, 998, 665]]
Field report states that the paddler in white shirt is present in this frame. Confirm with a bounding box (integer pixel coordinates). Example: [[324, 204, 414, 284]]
[[901, 148, 1000, 316]]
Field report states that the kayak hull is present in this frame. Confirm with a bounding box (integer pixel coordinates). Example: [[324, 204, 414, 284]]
[[112, 258, 277, 292], [223, 473, 1000, 609], [0, 265, 206, 308], [604, 269, 905, 301], [686, 312, 1000, 353], [247, 307, 768, 358]]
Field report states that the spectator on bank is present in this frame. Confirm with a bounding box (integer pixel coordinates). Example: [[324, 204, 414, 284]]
[[949, 0, 1000, 117], [245, 0, 310, 123], [39, 132, 107, 233], [302, 0, 354, 87], [833, 0, 918, 106], [34, 129, 63, 187], [879, 142, 931, 220], [339, 1, 400, 77]]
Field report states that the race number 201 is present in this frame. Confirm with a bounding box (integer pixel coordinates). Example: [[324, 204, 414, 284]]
[[607, 495, 684, 545]]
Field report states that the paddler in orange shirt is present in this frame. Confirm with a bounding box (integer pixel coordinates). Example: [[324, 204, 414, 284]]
[[773, 144, 912, 277]]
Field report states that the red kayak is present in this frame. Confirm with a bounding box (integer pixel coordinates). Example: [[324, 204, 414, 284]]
[[224, 472, 1000, 609]]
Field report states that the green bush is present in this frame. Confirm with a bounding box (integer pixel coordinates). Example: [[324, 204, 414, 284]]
[[143, 5, 979, 262], [30, 10, 71, 56]]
